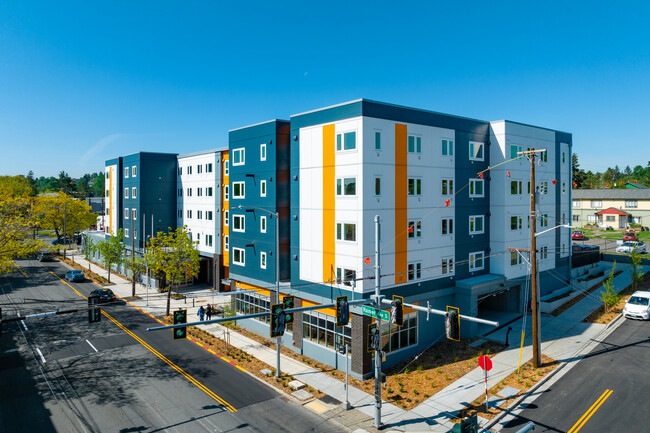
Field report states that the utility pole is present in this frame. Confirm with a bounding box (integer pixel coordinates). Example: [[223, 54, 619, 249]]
[[373, 215, 382, 428]]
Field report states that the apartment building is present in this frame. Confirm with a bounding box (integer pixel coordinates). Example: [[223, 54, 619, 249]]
[[227, 99, 572, 378]]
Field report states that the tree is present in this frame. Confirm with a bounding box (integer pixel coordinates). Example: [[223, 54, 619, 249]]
[[0, 176, 35, 197], [630, 250, 645, 291], [571, 153, 586, 188], [144, 227, 199, 316], [84, 236, 96, 272], [0, 194, 42, 274], [600, 262, 620, 313], [96, 229, 125, 283], [34, 192, 96, 242], [125, 253, 147, 297], [56, 171, 76, 195]]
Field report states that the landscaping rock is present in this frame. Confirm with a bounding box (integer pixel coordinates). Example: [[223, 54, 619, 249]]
[[288, 380, 305, 390]]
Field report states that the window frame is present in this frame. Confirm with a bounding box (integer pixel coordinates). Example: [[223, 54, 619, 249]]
[[336, 222, 357, 242], [374, 131, 382, 151], [260, 143, 267, 161], [442, 256, 454, 275], [469, 141, 484, 161], [442, 178, 454, 196], [407, 178, 422, 196], [407, 220, 422, 238], [232, 148, 245, 166], [131, 166, 137, 177], [224, 160, 229, 175], [441, 217, 454, 235], [232, 181, 245, 199], [469, 179, 484, 197], [407, 262, 422, 280], [124, 188, 129, 199], [336, 177, 357, 197], [261, 216, 267, 233], [233, 214, 245, 232], [407, 135, 422, 154], [260, 251, 267, 269], [260, 180, 267, 197], [469, 215, 485, 235], [469, 251, 485, 271], [224, 210, 229, 226], [442, 139, 454, 156], [232, 247, 245, 266], [336, 131, 357, 151], [124, 167, 129, 178]]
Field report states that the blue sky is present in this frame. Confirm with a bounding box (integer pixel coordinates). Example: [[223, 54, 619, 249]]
[[1, 1, 649, 178]]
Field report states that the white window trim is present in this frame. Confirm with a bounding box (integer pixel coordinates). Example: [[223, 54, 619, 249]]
[[224, 235, 229, 251], [407, 262, 422, 280], [442, 217, 454, 235], [224, 185, 229, 201], [224, 210, 229, 226], [124, 188, 129, 198], [442, 256, 455, 275], [336, 131, 357, 152], [469, 251, 485, 271], [261, 216, 267, 233], [469, 141, 485, 161], [442, 178, 454, 196], [131, 187, 137, 198], [232, 247, 245, 266], [224, 160, 229, 175], [260, 251, 267, 269], [469, 179, 484, 198], [336, 222, 357, 242], [336, 177, 357, 197], [124, 208, 129, 219], [124, 167, 129, 178], [233, 214, 245, 233], [260, 143, 267, 161], [260, 180, 267, 197], [232, 181, 245, 199], [442, 139, 454, 157], [469, 215, 485, 235], [232, 148, 245, 166]]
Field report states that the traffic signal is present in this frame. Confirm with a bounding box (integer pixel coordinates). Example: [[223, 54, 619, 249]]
[[445, 306, 460, 341], [336, 296, 349, 327], [390, 295, 404, 327], [452, 415, 477, 433], [367, 323, 378, 352], [88, 295, 101, 323], [270, 303, 286, 338], [173, 309, 187, 340], [282, 295, 295, 324]]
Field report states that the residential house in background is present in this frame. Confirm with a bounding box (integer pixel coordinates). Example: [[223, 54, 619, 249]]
[[572, 188, 650, 228]]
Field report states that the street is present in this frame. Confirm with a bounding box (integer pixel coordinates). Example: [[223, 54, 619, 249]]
[[0, 259, 345, 433], [499, 317, 650, 433]]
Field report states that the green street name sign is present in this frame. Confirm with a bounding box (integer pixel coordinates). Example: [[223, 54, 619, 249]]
[[362, 305, 389, 321]]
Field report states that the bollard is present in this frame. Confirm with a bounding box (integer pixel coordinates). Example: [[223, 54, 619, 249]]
[[505, 326, 513, 346], [193, 298, 195, 307]]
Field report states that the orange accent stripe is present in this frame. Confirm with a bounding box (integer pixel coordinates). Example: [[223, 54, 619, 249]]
[[395, 124, 408, 285], [323, 124, 336, 283], [301, 299, 336, 317]]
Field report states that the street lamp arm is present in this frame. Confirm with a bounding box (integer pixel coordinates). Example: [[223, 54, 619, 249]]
[[535, 224, 572, 237], [236, 205, 279, 217]]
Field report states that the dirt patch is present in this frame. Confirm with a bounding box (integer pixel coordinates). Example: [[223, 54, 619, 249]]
[[550, 270, 622, 316], [454, 354, 558, 422]]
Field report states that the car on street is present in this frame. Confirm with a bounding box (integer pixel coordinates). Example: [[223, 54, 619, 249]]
[[623, 231, 638, 241], [51, 237, 71, 245], [615, 241, 646, 254], [572, 230, 585, 240], [39, 251, 55, 262], [623, 291, 650, 320], [89, 288, 117, 304], [65, 270, 85, 282]]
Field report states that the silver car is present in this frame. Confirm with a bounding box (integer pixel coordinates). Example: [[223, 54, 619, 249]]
[[615, 241, 646, 254]]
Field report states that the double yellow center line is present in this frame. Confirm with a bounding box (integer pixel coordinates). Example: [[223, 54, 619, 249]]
[[568, 389, 613, 433], [50, 272, 236, 412]]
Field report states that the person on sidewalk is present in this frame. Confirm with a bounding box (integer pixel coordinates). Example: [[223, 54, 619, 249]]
[[197, 306, 205, 321], [206, 304, 213, 321]]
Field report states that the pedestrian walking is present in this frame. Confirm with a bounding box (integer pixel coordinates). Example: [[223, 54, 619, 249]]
[[206, 304, 213, 321], [197, 306, 205, 321]]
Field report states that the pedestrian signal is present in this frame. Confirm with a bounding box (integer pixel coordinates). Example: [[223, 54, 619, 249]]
[[173, 309, 187, 340], [336, 296, 349, 327], [367, 323, 379, 353], [445, 306, 460, 341], [282, 295, 295, 324], [270, 303, 286, 338], [390, 295, 404, 327]]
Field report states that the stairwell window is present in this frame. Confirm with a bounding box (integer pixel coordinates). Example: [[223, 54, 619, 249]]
[[232, 182, 245, 199], [232, 148, 245, 166], [469, 141, 484, 161], [336, 131, 356, 151], [510, 251, 523, 266], [408, 135, 422, 153], [374, 177, 381, 196], [124, 188, 129, 198], [224, 185, 229, 201], [261, 216, 267, 233], [407, 220, 422, 238], [469, 215, 485, 235], [469, 179, 484, 197], [232, 248, 245, 266], [132, 209, 137, 220], [206, 235, 213, 247], [224, 210, 229, 226], [124, 208, 129, 219], [224, 160, 229, 175], [260, 252, 267, 269], [336, 223, 356, 242], [132, 166, 137, 177], [510, 216, 523, 230], [224, 236, 229, 251], [442, 179, 454, 196], [408, 262, 422, 280], [510, 180, 523, 195], [540, 246, 548, 259], [469, 251, 484, 271], [375, 131, 382, 150], [442, 139, 454, 156], [124, 167, 129, 178]]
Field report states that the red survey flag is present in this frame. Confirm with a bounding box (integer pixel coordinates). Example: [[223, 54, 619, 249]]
[[552, 180, 557, 185], [478, 172, 484, 179], [606, 183, 610, 187], [507, 171, 511, 177], [445, 199, 451, 207], [364, 257, 371, 265], [407, 225, 414, 233], [573, 182, 577, 187]]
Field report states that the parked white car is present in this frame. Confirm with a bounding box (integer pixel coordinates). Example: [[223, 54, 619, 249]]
[[615, 241, 646, 254], [623, 291, 650, 320]]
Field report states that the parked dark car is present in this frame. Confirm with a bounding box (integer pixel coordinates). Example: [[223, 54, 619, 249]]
[[89, 288, 117, 304], [39, 251, 55, 262], [65, 270, 85, 282], [51, 237, 71, 245]]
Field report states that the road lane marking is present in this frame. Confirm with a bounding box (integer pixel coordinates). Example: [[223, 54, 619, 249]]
[[19, 319, 28, 331], [13, 261, 28, 278], [36, 347, 46, 364], [4, 348, 19, 354], [568, 389, 613, 433], [86, 339, 98, 352], [49, 272, 237, 412]]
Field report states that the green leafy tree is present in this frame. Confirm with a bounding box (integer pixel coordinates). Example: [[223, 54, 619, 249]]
[[0, 194, 42, 274], [56, 171, 76, 195], [144, 226, 199, 316], [0, 176, 36, 197], [600, 262, 620, 313], [96, 229, 125, 283], [34, 192, 96, 242], [630, 250, 645, 291], [125, 253, 147, 297]]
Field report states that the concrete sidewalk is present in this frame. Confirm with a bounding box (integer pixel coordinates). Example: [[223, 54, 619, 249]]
[[63, 252, 644, 433]]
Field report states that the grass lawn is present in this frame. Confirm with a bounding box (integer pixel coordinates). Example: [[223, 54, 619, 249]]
[[580, 226, 650, 241]]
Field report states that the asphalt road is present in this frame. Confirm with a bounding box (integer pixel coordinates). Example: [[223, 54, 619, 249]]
[[0, 259, 345, 433], [500, 317, 650, 433]]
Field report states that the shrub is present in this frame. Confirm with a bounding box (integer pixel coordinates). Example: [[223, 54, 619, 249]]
[[405, 368, 410, 374], [417, 365, 423, 372], [387, 388, 393, 394]]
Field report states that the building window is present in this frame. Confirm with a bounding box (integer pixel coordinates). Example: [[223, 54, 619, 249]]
[[336, 131, 356, 151], [134, 229, 137, 239], [572, 200, 580, 207], [541, 150, 548, 162], [625, 200, 638, 208], [224, 160, 229, 175], [207, 211, 213, 221], [442, 179, 454, 196], [207, 187, 213, 197], [606, 215, 615, 222], [261, 216, 267, 233], [511, 180, 523, 195], [124, 228, 129, 238], [197, 210, 203, 219], [562, 212, 566, 225], [510, 216, 523, 230], [407, 262, 422, 280], [587, 215, 596, 223], [572, 215, 580, 222], [375, 131, 381, 150], [124, 188, 129, 198], [187, 187, 192, 197], [590, 200, 602, 208], [232, 248, 245, 266], [407, 135, 422, 153], [224, 210, 229, 226], [469, 141, 484, 161], [124, 208, 129, 219], [260, 252, 267, 269], [178, 167, 182, 175], [374, 177, 381, 196], [177, 209, 182, 218], [302, 310, 351, 350], [562, 182, 566, 194], [336, 267, 356, 286], [442, 139, 454, 156], [540, 214, 549, 227], [469, 251, 484, 271], [233, 215, 245, 232], [260, 180, 267, 197], [540, 246, 548, 259], [469, 179, 484, 197], [407, 220, 422, 238], [197, 188, 203, 197], [510, 250, 523, 266], [540, 181, 548, 195], [336, 178, 356, 196], [442, 218, 454, 235], [207, 163, 213, 173], [232, 148, 245, 166], [206, 235, 213, 247], [132, 209, 137, 220], [260, 143, 267, 161], [187, 210, 192, 219], [196, 233, 200, 243], [442, 257, 454, 275], [178, 188, 182, 197], [224, 185, 229, 201], [131, 187, 137, 198], [469, 215, 485, 234], [232, 182, 245, 198], [132, 166, 137, 177], [378, 311, 417, 353], [562, 152, 566, 163], [510, 144, 522, 159], [124, 167, 129, 178], [336, 223, 356, 242], [234, 292, 272, 325], [408, 178, 422, 196], [224, 235, 229, 251]]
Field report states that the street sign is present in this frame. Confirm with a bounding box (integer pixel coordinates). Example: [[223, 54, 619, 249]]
[[362, 305, 389, 321], [478, 355, 492, 371]]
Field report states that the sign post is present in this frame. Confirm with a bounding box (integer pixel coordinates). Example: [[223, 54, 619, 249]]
[[478, 355, 492, 413]]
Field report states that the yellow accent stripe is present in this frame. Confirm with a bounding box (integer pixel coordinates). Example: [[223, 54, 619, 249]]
[[323, 124, 336, 284], [567, 389, 612, 433], [14, 261, 28, 278], [394, 123, 408, 285], [50, 271, 237, 412]]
